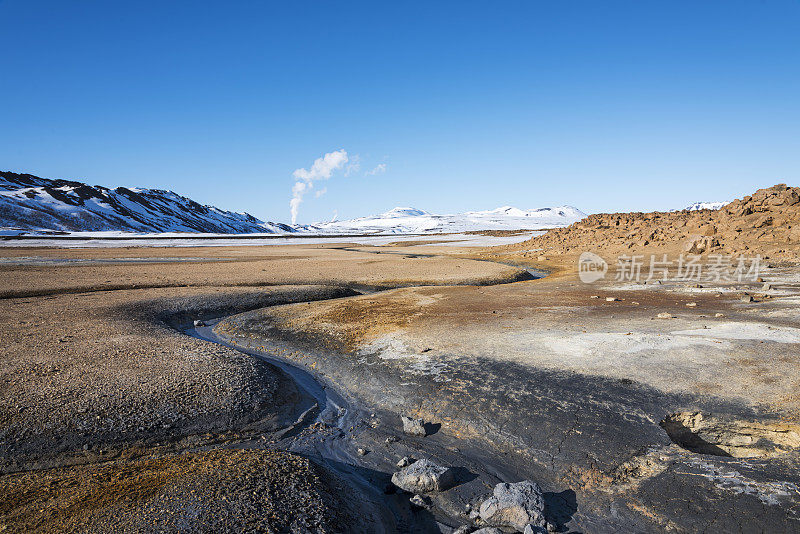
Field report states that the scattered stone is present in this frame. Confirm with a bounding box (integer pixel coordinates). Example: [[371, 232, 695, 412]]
[[472, 528, 504, 534], [391, 459, 455, 493], [479, 480, 546, 532], [686, 302, 697, 307], [684, 235, 720, 255], [193, 319, 206, 327], [524, 524, 548, 534], [401, 415, 427, 436], [692, 283, 704, 288], [537, 255, 547, 261], [656, 312, 675, 319], [741, 295, 754, 303], [762, 283, 773, 291], [631, 301, 640, 305], [409, 494, 432, 510], [605, 297, 620, 302], [590, 295, 599, 299], [385, 436, 399, 444], [396, 456, 413, 468], [715, 313, 725, 317], [357, 448, 367, 456], [452, 526, 474, 534]]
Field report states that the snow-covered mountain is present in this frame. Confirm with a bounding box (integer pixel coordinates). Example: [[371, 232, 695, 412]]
[[679, 201, 730, 211], [1, 171, 585, 235], [0, 171, 293, 234], [300, 205, 586, 234]]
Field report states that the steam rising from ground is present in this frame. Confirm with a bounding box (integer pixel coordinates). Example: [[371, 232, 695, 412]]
[[290, 149, 348, 224]]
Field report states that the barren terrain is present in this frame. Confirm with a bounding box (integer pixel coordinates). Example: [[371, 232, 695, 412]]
[[2, 187, 800, 533]]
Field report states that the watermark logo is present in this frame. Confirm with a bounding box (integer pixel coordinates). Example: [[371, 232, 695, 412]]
[[577, 252, 762, 283], [578, 252, 608, 283]]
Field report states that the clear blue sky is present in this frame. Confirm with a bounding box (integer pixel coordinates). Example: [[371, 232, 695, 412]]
[[1, 1, 798, 223]]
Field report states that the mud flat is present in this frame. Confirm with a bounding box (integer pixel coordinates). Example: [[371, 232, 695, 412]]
[[216, 246, 800, 532], [0, 244, 530, 532], [2, 237, 800, 532]]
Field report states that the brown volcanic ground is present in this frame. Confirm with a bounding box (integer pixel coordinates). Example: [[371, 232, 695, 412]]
[[509, 184, 800, 261], [0, 245, 524, 533], [3, 184, 800, 532], [1, 449, 355, 534]]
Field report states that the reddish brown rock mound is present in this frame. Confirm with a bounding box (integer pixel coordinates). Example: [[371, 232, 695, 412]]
[[514, 184, 800, 260]]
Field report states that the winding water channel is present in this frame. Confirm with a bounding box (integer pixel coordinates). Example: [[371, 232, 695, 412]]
[[181, 257, 551, 532]]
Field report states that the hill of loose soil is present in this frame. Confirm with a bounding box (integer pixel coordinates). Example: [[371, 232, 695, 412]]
[[512, 184, 800, 261]]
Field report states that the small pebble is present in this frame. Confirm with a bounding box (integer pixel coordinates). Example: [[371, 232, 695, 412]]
[[409, 494, 431, 510]]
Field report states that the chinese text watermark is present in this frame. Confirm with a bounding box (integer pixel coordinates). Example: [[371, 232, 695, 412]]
[[578, 253, 762, 283]]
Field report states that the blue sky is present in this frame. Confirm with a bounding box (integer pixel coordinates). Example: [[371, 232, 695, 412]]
[[1, 1, 799, 223]]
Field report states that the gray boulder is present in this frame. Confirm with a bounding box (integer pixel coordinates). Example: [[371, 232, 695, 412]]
[[479, 480, 546, 532], [472, 528, 504, 534], [402, 415, 426, 436], [391, 459, 455, 493], [524, 524, 548, 534]]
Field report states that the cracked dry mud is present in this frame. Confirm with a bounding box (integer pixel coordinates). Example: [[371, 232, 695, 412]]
[[2, 237, 800, 532]]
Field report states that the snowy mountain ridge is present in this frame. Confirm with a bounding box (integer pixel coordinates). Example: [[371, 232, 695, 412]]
[[0, 171, 585, 235], [301, 205, 586, 234], [0, 171, 294, 234], [680, 201, 730, 211]]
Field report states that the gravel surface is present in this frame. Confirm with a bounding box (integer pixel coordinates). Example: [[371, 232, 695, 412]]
[[0, 244, 519, 532], [0, 285, 354, 472], [0, 448, 364, 533]]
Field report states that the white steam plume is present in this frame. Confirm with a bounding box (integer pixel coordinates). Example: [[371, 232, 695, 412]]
[[290, 149, 348, 224]]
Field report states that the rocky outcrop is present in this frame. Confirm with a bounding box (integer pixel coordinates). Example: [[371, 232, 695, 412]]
[[401, 415, 427, 436], [660, 411, 800, 458], [513, 184, 800, 260], [391, 459, 455, 493], [479, 480, 547, 532]]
